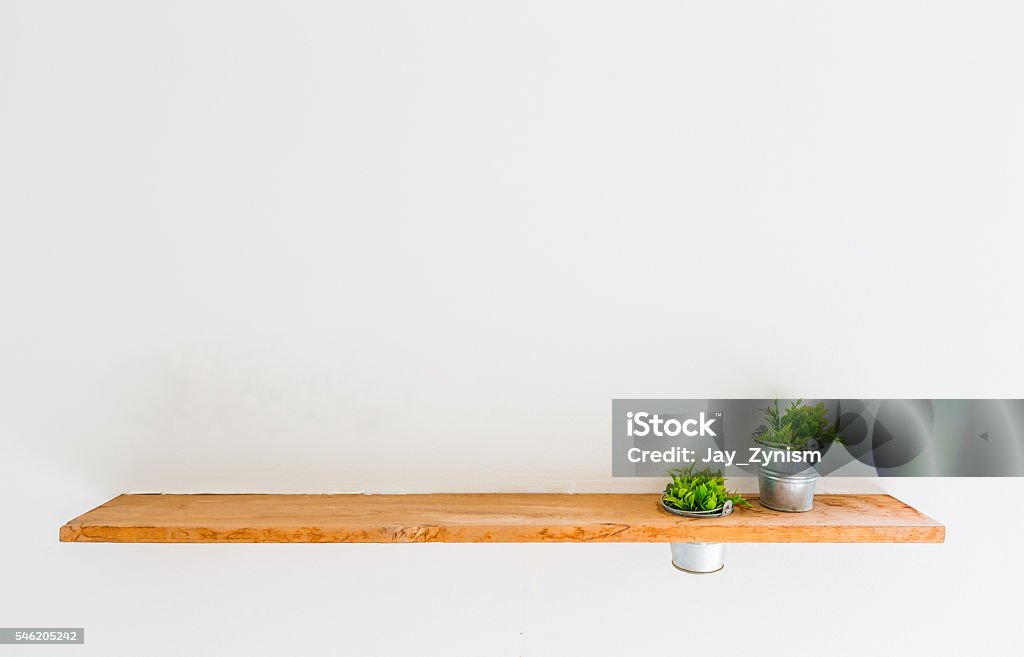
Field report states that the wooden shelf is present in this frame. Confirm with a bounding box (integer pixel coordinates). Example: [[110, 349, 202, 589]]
[[60, 493, 943, 544]]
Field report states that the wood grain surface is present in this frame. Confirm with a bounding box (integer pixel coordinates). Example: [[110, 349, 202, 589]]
[[60, 493, 944, 544]]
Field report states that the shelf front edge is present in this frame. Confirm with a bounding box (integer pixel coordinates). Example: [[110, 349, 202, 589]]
[[59, 493, 945, 544]]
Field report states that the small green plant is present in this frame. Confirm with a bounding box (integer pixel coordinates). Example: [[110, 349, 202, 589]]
[[662, 465, 750, 512], [752, 398, 842, 449]]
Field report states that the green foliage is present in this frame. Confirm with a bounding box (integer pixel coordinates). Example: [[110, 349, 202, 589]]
[[662, 465, 750, 512], [752, 399, 842, 449]]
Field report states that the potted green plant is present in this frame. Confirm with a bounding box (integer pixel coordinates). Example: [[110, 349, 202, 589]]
[[660, 465, 750, 573], [752, 399, 842, 512]]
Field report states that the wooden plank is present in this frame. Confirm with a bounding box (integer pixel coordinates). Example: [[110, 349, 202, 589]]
[[59, 493, 944, 544]]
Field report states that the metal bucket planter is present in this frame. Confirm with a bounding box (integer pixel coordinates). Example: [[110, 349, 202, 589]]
[[660, 498, 733, 574], [755, 439, 820, 512]]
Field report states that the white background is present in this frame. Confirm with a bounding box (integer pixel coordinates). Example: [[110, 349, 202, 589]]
[[2, 1, 1023, 655]]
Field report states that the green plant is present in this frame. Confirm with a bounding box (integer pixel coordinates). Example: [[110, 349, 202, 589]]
[[752, 398, 842, 449], [662, 465, 750, 512]]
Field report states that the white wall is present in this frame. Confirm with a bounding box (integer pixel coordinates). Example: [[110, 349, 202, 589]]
[[2, 1, 1022, 655]]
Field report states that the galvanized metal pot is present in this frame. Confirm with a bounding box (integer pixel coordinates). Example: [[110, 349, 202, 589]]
[[660, 498, 733, 574], [755, 440, 819, 512], [669, 542, 726, 574]]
